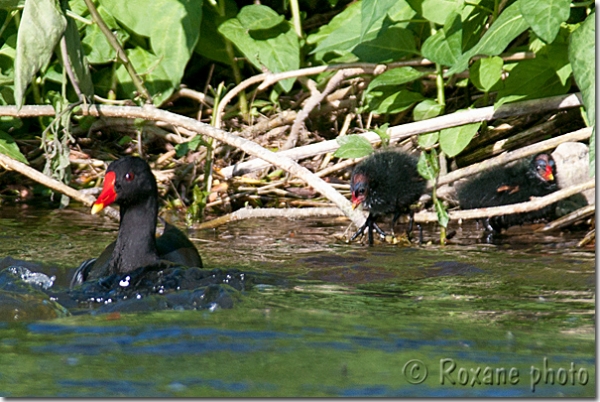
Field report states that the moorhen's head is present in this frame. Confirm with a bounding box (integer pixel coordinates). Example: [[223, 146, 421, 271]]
[[350, 172, 368, 209], [92, 156, 158, 214], [530, 153, 556, 184]]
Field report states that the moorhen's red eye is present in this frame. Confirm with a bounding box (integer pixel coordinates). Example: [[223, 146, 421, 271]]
[[125, 172, 135, 182]]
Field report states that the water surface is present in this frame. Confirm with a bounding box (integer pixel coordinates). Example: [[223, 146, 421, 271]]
[[0, 204, 594, 397]]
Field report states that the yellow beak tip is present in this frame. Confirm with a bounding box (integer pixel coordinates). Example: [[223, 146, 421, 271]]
[[91, 203, 104, 215]]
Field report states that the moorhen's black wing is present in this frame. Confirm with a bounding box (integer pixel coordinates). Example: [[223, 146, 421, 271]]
[[156, 220, 203, 268]]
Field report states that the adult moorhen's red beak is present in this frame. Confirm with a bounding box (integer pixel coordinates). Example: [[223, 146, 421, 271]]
[[91, 171, 117, 215]]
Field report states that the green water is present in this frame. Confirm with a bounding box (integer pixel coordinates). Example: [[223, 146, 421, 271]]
[[0, 205, 594, 397]]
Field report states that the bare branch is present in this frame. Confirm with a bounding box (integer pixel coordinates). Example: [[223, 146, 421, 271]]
[[414, 180, 595, 223], [0, 153, 119, 220], [195, 207, 345, 230], [220, 93, 584, 178], [436, 127, 592, 187]]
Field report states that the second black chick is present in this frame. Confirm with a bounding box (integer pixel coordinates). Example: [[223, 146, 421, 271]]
[[456, 153, 557, 232], [350, 150, 426, 245]]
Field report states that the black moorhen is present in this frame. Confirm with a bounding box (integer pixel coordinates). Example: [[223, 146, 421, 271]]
[[350, 149, 426, 245], [70, 156, 203, 287], [456, 153, 557, 232]]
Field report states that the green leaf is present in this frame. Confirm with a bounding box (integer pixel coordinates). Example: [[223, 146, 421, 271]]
[[417, 150, 438, 180], [219, 15, 300, 92], [308, 0, 415, 62], [368, 90, 424, 115], [569, 12, 595, 131], [373, 123, 390, 146], [353, 26, 417, 63], [421, 0, 464, 25], [439, 122, 481, 157], [569, 12, 595, 177], [334, 135, 374, 158], [589, 128, 595, 177], [519, 0, 570, 44], [175, 135, 208, 158], [446, 2, 529, 76], [101, 0, 202, 105], [495, 54, 570, 108], [115, 47, 168, 100], [434, 197, 449, 227], [360, 0, 400, 41], [15, 0, 67, 108], [0, 0, 21, 9], [82, 6, 129, 64], [418, 131, 439, 148], [421, 12, 462, 66], [0, 130, 27, 164], [238, 4, 284, 31], [62, 15, 94, 98], [365, 67, 426, 95], [469, 56, 503, 92], [194, 0, 237, 65], [413, 99, 444, 121]]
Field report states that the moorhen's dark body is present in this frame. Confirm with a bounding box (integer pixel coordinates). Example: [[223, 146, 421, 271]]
[[456, 153, 558, 232], [350, 149, 426, 245], [70, 156, 202, 288]]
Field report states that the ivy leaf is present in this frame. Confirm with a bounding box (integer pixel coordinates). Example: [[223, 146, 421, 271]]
[[334, 135, 374, 158]]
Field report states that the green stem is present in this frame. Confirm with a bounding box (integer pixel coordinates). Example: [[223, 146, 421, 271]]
[[82, 0, 152, 103], [289, 0, 303, 38], [224, 40, 248, 119]]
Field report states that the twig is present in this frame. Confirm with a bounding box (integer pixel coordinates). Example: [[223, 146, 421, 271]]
[[0, 152, 119, 220], [457, 117, 565, 166], [168, 87, 215, 107], [283, 69, 363, 150], [58, 104, 363, 227], [59, 35, 84, 101], [220, 93, 584, 178], [195, 207, 345, 230], [535, 204, 596, 232], [414, 180, 595, 223], [215, 52, 536, 128], [82, 0, 152, 103], [316, 157, 361, 177], [577, 229, 595, 247]]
